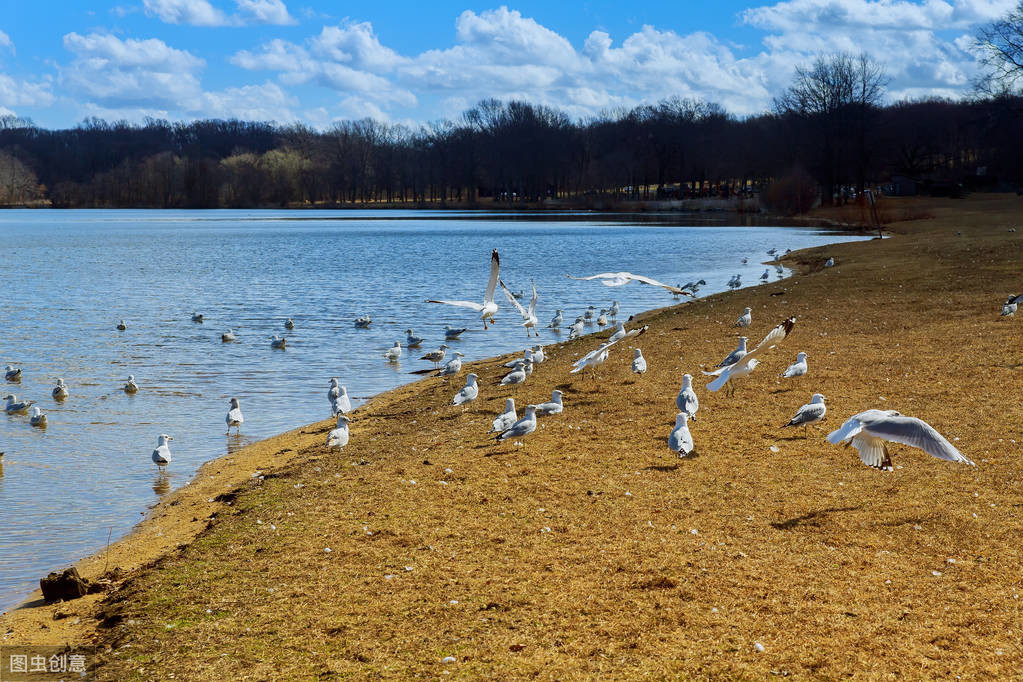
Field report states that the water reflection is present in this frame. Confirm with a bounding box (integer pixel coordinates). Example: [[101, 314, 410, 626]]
[[225, 434, 248, 455], [151, 470, 170, 497]]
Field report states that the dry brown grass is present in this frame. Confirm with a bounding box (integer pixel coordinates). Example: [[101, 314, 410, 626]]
[[5, 194, 1023, 680]]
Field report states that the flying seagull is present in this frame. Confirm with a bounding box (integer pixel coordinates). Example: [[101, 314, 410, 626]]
[[566, 272, 693, 296], [427, 249, 501, 329], [704, 317, 796, 394], [499, 279, 539, 337], [827, 410, 974, 471]]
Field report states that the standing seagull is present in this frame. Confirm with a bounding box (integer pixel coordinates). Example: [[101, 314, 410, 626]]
[[495, 405, 538, 442], [327, 415, 351, 448], [226, 397, 244, 434], [571, 326, 648, 375], [760, 269, 770, 281], [733, 307, 752, 328], [420, 344, 449, 369], [549, 309, 564, 328], [52, 378, 69, 400], [827, 410, 975, 471], [453, 373, 479, 408], [499, 279, 539, 337], [535, 390, 564, 416], [438, 351, 465, 377], [675, 374, 699, 419], [631, 349, 647, 374], [152, 434, 172, 466], [500, 360, 531, 386], [531, 345, 546, 364], [609, 301, 620, 320], [4, 366, 21, 382], [427, 249, 501, 330], [405, 329, 424, 348], [1000, 294, 1021, 317], [124, 375, 139, 394], [328, 378, 341, 403], [781, 352, 808, 378], [782, 393, 826, 436], [384, 342, 402, 362], [668, 413, 694, 456], [716, 337, 748, 367], [704, 317, 797, 395], [332, 386, 352, 415], [568, 317, 585, 340], [489, 398, 518, 433]]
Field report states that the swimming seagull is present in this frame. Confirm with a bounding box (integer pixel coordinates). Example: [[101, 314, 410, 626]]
[[566, 272, 694, 296], [427, 249, 501, 330], [124, 375, 139, 394], [438, 351, 465, 376], [152, 434, 172, 466], [384, 342, 402, 362], [716, 337, 748, 367], [534, 390, 563, 415], [668, 413, 694, 456], [191, 312, 204, 323], [52, 378, 68, 400], [270, 335, 287, 349], [4, 366, 21, 382], [285, 318, 295, 330], [4, 394, 34, 414], [549, 310, 563, 328], [781, 352, 808, 378], [444, 325, 468, 340], [571, 325, 649, 375], [332, 386, 352, 415], [489, 398, 518, 434], [221, 329, 237, 342], [704, 317, 796, 395], [733, 307, 752, 328], [117, 320, 127, 331], [29, 406, 47, 427], [495, 405, 537, 442], [499, 279, 539, 337], [405, 329, 424, 348], [328, 378, 340, 402], [226, 397, 244, 434], [631, 349, 647, 374], [453, 373, 479, 408], [782, 393, 826, 436], [827, 410, 975, 471], [354, 315, 372, 328], [675, 374, 699, 419], [326, 415, 351, 448], [420, 344, 449, 369]]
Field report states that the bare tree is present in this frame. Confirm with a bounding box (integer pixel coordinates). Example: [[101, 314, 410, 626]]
[[976, 2, 1023, 95]]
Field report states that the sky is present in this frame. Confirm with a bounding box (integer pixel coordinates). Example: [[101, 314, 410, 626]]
[[0, 0, 1016, 129]]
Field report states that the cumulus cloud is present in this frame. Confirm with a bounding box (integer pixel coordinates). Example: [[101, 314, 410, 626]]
[[0, 29, 13, 54], [0, 73, 55, 108], [143, 0, 296, 26], [235, 0, 296, 26]]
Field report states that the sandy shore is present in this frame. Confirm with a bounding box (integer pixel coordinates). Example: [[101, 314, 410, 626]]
[[3, 194, 1022, 679]]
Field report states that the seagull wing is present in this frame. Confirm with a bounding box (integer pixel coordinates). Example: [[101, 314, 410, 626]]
[[499, 280, 529, 320], [786, 402, 825, 427], [426, 299, 486, 312], [827, 411, 875, 444], [566, 272, 693, 296], [484, 249, 500, 305], [528, 280, 538, 316], [861, 414, 975, 465], [571, 326, 647, 369], [722, 317, 796, 373]]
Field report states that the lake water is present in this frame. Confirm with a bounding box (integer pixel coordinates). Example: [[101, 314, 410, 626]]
[[0, 209, 868, 611]]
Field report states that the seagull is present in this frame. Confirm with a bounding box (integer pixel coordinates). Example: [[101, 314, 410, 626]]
[[571, 325, 648, 375], [427, 249, 501, 330], [704, 317, 796, 395], [549, 310, 563, 328], [499, 279, 539, 337], [4, 394, 34, 414], [609, 301, 620, 320], [675, 374, 699, 419], [782, 393, 826, 436], [668, 413, 694, 456], [1000, 295, 1022, 317], [270, 335, 287, 349], [152, 434, 172, 466], [221, 329, 237, 342], [453, 373, 479, 407], [631, 349, 647, 374], [733, 307, 752, 328], [327, 415, 352, 448], [328, 378, 340, 402], [682, 279, 707, 296], [742, 257, 749, 264], [781, 352, 808, 378], [495, 405, 537, 442], [354, 315, 372, 328], [52, 378, 68, 400], [534, 390, 563, 415], [331, 386, 352, 415], [504, 349, 533, 368], [500, 360, 530, 386], [4, 366, 22, 382], [596, 310, 608, 327], [444, 325, 468, 340], [566, 272, 694, 296], [226, 397, 244, 434], [608, 322, 627, 344], [824, 257, 835, 267], [827, 410, 975, 471], [285, 318, 295, 330], [728, 274, 742, 290], [420, 344, 449, 369], [29, 406, 47, 427], [761, 269, 770, 281], [531, 345, 545, 364], [116, 320, 127, 331], [716, 337, 748, 367], [584, 306, 596, 322], [124, 375, 139, 394], [489, 398, 518, 433], [191, 312, 204, 323], [384, 342, 402, 362], [405, 329, 424, 348], [438, 351, 465, 376], [568, 317, 585, 339], [767, 248, 778, 257]]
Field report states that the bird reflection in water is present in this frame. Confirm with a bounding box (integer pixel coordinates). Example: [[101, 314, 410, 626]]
[[226, 433, 248, 454], [152, 470, 170, 496]]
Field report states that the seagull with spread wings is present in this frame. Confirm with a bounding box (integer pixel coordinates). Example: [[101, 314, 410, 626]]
[[499, 279, 539, 337], [566, 272, 693, 296], [570, 325, 648, 375], [827, 410, 974, 471], [703, 317, 796, 395], [427, 249, 501, 330]]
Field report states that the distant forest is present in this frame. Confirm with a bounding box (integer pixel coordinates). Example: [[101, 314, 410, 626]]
[[1, 54, 1021, 211]]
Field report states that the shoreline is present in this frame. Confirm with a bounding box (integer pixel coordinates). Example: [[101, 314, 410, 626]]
[[3, 194, 1022, 679]]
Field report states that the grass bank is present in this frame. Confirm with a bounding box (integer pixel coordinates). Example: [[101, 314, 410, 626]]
[[3, 195, 1022, 679]]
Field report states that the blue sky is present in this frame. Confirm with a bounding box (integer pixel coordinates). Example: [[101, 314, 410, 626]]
[[0, 0, 1015, 129]]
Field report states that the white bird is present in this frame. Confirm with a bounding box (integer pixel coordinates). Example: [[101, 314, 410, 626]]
[[1000, 294, 1022, 317], [824, 257, 835, 267], [152, 434, 172, 466], [489, 398, 518, 433], [226, 397, 244, 434], [420, 344, 449, 369], [704, 317, 796, 394], [716, 337, 748, 367], [384, 342, 402, 362], [534, 390, 563, 415], [609, 301, 620, 320], [124, 375, 139, 394], [427, 249, 501, 329], [571, 325, 648, 375], [683, 279, 707, 296], [116, 319, 127, 331], [596, 310, 608, 327], [568, 317, 585, 339], [29, 406, 47, 427], [332, 386, 352, 415], [504, 349, 533, 368], [191, 312, 203, 323], [782, 393, 826, 436], [328, 378, 340, 402], [675, 374, 699, 419], [270, 335, 287, 349], [405, 329, 424, 348], [584, 305, 596, 322], [495, 405, 537, 441], [500, 360, 530, 385], [354, 315, 372, 328], [4, 394, 34, 414], [781, 352, 808, 378], [326, 415, 351, 448], [827, 410, 974, 471], [4, 366, 21, 382], [733, 307, 752, 328], [285, 318, 295, 330], [52, 378, 68, 400], [668, 413, 694, 456], [438, 351, 465, 377], [761, 269, 770, 281], [453, 373, 479, 407], [444, 325, 468, 340], [566, 272, 694, 296], [631, 348, 647, 374], [530, 345, 545, 364], [221, 329, 237, 342], [608, 322, 627, 344], [549, 309, 563, 328], [499, 279, 539, 337]]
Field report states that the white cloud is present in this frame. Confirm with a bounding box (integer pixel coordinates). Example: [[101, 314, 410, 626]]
[[235, 0, 296, 26], [198, 81, 298, 120], [143, 0, 297, 26], [0, 29, 13, 54], [0, 73, 55, 107]]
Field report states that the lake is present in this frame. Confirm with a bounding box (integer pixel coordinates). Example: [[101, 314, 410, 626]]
[[0, 209, 868, 611]]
